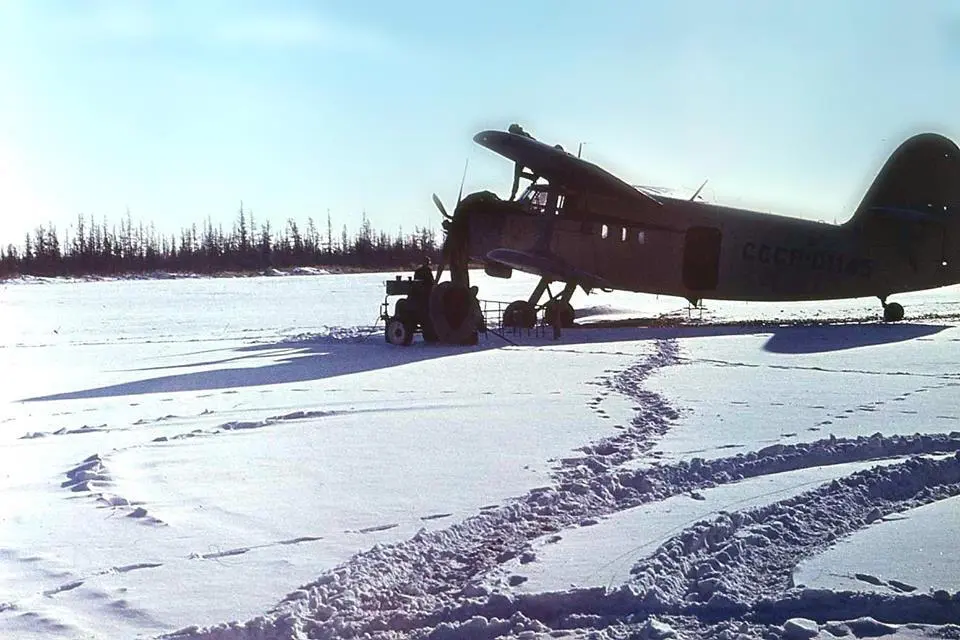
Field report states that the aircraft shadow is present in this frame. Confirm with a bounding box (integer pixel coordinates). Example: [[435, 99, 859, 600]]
[[595, 321, 952, 355], [20, 321, 951, 403]]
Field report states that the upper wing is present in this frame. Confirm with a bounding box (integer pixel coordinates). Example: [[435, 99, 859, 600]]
[[486, 248, 611, 290], [473, 129, 660, 206]]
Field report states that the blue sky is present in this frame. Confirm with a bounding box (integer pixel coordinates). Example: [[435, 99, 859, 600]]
[[1, 0, 958, 246]]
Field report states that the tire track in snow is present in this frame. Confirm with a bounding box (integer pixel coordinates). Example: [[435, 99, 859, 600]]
[[58, 410, 343, 523]]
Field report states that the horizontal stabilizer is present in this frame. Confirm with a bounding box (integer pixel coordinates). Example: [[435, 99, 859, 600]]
[[486, 248, 611, 289]]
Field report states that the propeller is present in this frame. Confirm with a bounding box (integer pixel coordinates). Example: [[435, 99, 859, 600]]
[[431, 158, 472, 286], [432, 193, 451, 220], [432, 198, 468, 287]]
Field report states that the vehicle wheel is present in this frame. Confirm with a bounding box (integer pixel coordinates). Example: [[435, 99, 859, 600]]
[[503, 300, 536, 329], [385, 316, 414, 346], [544, 300, 575, 328], [883, 302, 905, 322]]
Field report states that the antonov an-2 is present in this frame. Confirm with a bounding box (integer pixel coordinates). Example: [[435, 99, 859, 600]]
[[396, 124, 959, 345]]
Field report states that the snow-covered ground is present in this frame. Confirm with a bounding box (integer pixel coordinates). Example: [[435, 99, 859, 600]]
[[2, 271, 960, 639]]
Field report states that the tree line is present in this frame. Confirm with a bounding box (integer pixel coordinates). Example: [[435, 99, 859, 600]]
[[0, 205, 442, 278]]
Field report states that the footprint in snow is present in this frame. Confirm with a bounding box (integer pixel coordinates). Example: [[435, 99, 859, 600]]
[[43, 580, 84, 597], [197, 547, 249, 560], [278, 535, 323, 545], [355, 523, 399, 534], [888, 579, 917, 593], [854, 572, 885, 587], [420, 513, 453, 521], [113, 562, 163, 574]]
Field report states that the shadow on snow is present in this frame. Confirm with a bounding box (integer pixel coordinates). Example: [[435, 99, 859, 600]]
[[19, 321, 952, 403]]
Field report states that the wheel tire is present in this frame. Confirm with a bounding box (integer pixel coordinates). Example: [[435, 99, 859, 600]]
[[503, 300, 536, 329], [385, 316, 414, 346], [883, 302, 905, 322], [544, 301, 575, 328]]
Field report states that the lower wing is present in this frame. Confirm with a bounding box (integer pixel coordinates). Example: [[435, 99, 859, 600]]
[[485, 248, 611, 290]]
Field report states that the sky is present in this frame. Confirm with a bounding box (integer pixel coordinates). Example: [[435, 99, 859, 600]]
[[1, 0, 959, 247]]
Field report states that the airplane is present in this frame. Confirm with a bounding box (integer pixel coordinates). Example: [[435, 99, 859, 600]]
[[410, 124, 959, 345]]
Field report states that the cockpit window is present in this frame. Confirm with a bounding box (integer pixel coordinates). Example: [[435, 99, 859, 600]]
[[518, 183, 561, 215]]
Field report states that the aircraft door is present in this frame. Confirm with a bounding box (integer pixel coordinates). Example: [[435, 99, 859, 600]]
[[682, 226, 722, 291]]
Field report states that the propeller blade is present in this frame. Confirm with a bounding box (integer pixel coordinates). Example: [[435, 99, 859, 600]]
[[432, 193, 451, 219]]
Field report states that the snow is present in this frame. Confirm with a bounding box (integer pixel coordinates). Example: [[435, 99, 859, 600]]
[[500, 456, 933, 594], [795, 494, 960, 595], [1, 271, 960, 639]]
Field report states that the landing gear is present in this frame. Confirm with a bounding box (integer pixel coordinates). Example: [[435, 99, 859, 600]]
[[544, 300, 575, 328], [385, 316, 415, 346], [503, 278, 578, 330], [883, 301, 905, 322], [503, 300, 537, 329]]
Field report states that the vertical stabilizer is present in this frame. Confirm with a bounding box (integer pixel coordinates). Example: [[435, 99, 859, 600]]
[[852, 133, 960, 225]]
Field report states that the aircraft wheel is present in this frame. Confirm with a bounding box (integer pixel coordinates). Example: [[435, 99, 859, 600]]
[[883, 302, 905, 322], [503, 300, 536, 329], [544, 300, 576, 328], [385, 316, 415, 346]]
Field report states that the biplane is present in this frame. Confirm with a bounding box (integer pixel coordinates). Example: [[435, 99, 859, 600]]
[[407, 124, 960, 345]]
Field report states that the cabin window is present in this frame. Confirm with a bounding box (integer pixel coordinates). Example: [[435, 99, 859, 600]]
[[637, 231, 646, 244], [601, 224, 609, 239], [621, 227, 627, 242]]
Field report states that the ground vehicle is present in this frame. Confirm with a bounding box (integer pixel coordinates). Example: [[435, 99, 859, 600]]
[[380, 275, 523, 346], [380, 276, 436, 346]]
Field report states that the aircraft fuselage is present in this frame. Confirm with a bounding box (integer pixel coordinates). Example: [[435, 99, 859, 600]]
[[468, 195, 959, 303]]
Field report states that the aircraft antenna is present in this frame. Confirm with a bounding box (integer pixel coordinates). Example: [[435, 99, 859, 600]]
[[457, 157, 470, 205], [690, 179, 708, 202]]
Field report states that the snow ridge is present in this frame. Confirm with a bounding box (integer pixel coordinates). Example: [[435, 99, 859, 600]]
[[62, 454, 165, 525]]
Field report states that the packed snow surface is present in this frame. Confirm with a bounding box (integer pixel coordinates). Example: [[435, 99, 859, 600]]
[[1, 271, 960, 639]]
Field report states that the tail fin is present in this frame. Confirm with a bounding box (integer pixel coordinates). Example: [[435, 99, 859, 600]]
[[851, 133, 960, 226]]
